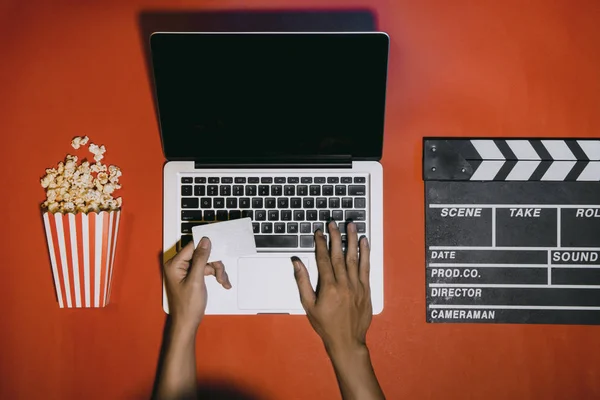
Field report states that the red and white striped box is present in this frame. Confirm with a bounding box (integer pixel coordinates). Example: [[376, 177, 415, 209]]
[[42, 211, 121, 308]]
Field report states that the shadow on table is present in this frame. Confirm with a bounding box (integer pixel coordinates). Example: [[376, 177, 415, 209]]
[[136, 8, 378, 130]]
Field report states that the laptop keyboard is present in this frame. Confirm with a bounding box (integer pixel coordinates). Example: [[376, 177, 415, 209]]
[[179, 174, 369, 251]]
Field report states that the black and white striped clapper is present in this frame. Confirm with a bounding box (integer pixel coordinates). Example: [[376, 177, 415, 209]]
[[423, 138, 600, 181]]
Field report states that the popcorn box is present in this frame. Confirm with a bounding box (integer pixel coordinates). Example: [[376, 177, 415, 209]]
[[42, 211, 121, 308]]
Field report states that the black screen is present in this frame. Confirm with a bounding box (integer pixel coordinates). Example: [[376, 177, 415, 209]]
[[150, 33, 389, 161]]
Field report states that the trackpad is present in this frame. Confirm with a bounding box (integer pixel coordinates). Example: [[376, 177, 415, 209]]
[[237, 257, 308, 311]]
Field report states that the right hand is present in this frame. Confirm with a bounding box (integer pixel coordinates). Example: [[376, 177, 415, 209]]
[[292, 221, 372, 353]]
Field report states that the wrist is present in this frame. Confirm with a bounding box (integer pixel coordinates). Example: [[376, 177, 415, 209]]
[[170, 318, 200, 342], [325, 341, 370, 363]]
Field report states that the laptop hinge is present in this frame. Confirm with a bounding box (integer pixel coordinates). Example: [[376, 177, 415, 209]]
[[193, 155, 352, 169]]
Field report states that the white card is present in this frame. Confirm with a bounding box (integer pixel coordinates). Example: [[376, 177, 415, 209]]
[[191, 218, 257, 263]]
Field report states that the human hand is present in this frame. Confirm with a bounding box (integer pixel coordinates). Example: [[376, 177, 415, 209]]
[[292, 221, 372, 354], [163, 237, 232, 333]]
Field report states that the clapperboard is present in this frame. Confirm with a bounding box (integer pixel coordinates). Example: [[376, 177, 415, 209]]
[[423, 138, 600, 324]]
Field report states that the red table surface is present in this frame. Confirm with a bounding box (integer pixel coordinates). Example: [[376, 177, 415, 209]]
[[1, 1, 599, 399]]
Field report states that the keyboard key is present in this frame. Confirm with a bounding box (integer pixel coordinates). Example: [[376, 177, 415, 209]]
[[297, 185, 308, 196], [291, 198, 302, 208], [335, 185, 346, 196], [322, 185, 334, 196], [316, 198, 327, 208], [214, 198, 225, 208], [272, 185, 283, 196], [284, 185, 295, 196], [268, 210, 279, 221], [309, 185, 320, 196], [200, 198, 212, 208], [261, 222, 273, 233], [274, 223, 286, 233], [240, 198, 251, 208], [342, 198, 353, 208], [327, 177, 339, 184], [294, 210, 305, 221], [281, 210, 292, 221], [181, 185, 192, 196], [226, 198, 237, 208], [242, 210, 253, 219], [261, 177, 273, 184], [307, 210, 318, 221], [265, 198, 276, 208], [255, 235, 298, 248], [319, 210, 331, 221], [181, 177, 193, 183], [252, 223, 260, 233], [314, 177, 326, 183], [300, 222, 312, 233], [208, 185, 218, 196], [355, 197, 366, 208], [346, 210, 366, 221], [303, 197, 315, 208], [339, 223, 346, 234], [204, 210, 215, 221], [181, 222, 208, 233], [246, 185, 257, 196], [182, 197, 199, 208], [194, 177, 206, 184], [287, 223, 299, 233], [332, 210, 344, 221], [354, 177, 366, 183], [301, 177, 312, 184], [259, 185, 270, 196], [194, 185, 206, 196], [275, 177, 286, 183], [221, 177, 233, 184], [287, 177, 299, 183], [329, 198, 340, 208], [234, 177, 246, 184], [255, 210, 266, 221], [220, 185, 232, 196], [300, 235, 314, 248], [313, 222, 324, 233], [341, 177, 352, 183], [181, 210, 202, 221], [209, 177, 219, 183], [356, 222, 366, 233], [230, 210, 242, 220], [233, 185, 244, 196], [349, 185, 366, 196], [278, 198, 289, 208], [248, 177, 260, 183], [217, 210, 228, 221], [180, 234, 194, 248], [252, 198, 263, 208]]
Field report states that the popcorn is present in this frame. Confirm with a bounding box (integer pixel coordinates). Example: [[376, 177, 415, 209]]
[[41, 137, 122, 213]]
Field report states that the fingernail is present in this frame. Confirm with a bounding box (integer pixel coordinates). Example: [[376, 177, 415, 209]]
[[200, 237, 210, 249], [291, 256, 300, 272], [347, 222, 356, 232], [315, 229, 323, 236], [329, 220, 338, 230], [360, 235, 369, 248]]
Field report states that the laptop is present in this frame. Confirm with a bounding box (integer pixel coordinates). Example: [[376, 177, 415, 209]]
[[151, 32, 389, 315]]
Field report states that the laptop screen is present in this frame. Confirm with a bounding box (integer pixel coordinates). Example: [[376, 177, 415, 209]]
[[150, 33, 389, 162]]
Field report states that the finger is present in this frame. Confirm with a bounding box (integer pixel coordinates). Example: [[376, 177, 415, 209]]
[[204, 265, 215, 276], [211, 261, 232, 289], [328, 221, 347, 282], [169, 240, 195, 265], [345, 222, 359, 284], [188, 237, 211, 283], [314, 229, 335, 283], [358, 236, 371, 288], [291, 256, 316, 310], [164, 240, 195, 279]]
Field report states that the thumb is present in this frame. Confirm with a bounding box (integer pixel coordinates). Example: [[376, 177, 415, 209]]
[[189, 237, 211, 282], [291, 256, 315, 310]]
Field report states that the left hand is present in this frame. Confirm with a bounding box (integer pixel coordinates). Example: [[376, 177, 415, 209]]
[[163, 237, 232, 332]]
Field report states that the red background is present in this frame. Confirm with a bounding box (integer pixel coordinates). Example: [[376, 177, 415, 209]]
[[2, 0, 600, 399]]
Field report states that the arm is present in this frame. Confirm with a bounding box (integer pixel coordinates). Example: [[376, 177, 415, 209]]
[[154, 237, 231, 400], [292, 221, 385, 400]]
